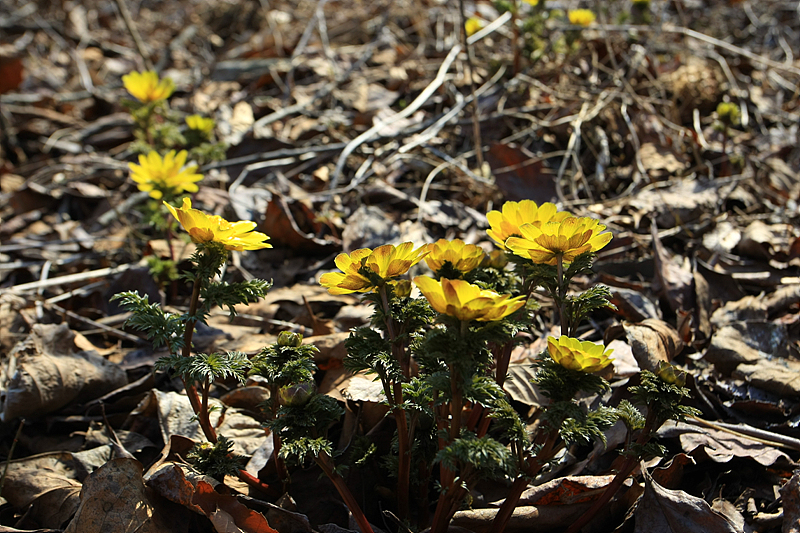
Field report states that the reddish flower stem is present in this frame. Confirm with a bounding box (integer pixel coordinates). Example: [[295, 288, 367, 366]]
[[379, 285, 411, 521], [564, 413, 658, 533], [316, 450, 375, 533]]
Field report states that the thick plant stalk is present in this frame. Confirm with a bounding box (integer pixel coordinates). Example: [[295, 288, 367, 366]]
[[316, 450, 375, 533], [490, 431, 558, 532], [181, 279, 217, 443], [379, 286, 411, 520]]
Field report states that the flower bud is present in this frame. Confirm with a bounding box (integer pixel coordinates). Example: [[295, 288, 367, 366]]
[[278, 331, 303, 347], [278, 381, 316, 406], [391, 279, 412, 298], [656, 361, 686, 387], [483, 250, 508, 269]]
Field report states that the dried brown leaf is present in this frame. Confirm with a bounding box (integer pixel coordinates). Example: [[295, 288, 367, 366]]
[[633, 469, 738, 533], [0, 324, 128, 421], [617, 319, 684, 372], [64, 458, 182, 533]]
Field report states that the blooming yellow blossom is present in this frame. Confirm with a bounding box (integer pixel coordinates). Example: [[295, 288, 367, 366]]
[[505, 216, 612, 265], [186, 114, 215, 133], [320, 243, 428, 295], [486, 200, 572, 249], [122, 70, 175, 103], [523, 0, 540, 6], [424, 239, 485, 276], [413, 276, 525, 322], [547, 335, 613, 373], [164, 198, 271, 251], [465, 17, 483, 37], [129, 150, 203, 200], [568, 9, 596, 26]]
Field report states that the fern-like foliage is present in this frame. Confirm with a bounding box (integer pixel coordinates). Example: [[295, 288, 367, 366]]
[[110, 291, 184, 354], [435, 433, 516, 483], [629, 370, 701, 426], [344, 327, 403, 382], [201, 279, 272, 318], [532, 355, 610, 402], [279, 437, 334, 465], [558, 405, 618, 447], [268, 394, 344, 444], [250, 341, 317, 387], [186, 435, 246, 479], [156, 351, 250, 385], [488, 399, 528, 450], [614, 399, 646, 432]]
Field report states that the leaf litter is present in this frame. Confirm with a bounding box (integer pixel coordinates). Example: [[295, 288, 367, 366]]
[[0, 0, 799, 531]]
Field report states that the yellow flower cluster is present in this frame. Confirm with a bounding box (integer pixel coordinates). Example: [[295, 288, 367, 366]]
[[486, 200, 571, 249], [128, 150, 203, 200], [547, 336, 613, 373], [164, 198, 271, 251], [487, 200, 611, 265], [568, 9, 596, 26], [122, 70, 175, 103]]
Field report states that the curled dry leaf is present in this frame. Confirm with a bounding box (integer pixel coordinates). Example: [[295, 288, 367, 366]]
[[633, 469, 738, 533], [659, 421, 792, 466], [606, 319, 684, 373], [704, 321, 789, 375], [0, 323, 128, 421]]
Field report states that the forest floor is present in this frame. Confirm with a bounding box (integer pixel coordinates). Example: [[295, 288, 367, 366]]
[[0, 0, 799, 532]]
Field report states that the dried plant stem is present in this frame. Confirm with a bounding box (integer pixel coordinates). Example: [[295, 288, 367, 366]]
[[316, 450, 375, 533], [458, 0, 484, 170], [114, 0, 154, 70], [0, 419, 25, 496]]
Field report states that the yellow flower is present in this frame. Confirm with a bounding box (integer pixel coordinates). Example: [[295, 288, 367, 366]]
[[424, 239, 485, 276], [465, 17, 483, 37], [413, 276, 525, 322], [164, 198, 271, 251], [122, 70, 175, 103], [505, 216, 612, 265], [186, 114, 216, 133], [568, 9, 596, 26], [547, 336, 613, 373], [486, 200, 572, 249], [320, 243, 428, 295], [523, 0, 540, 5], [129, 150, 203, 200]]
